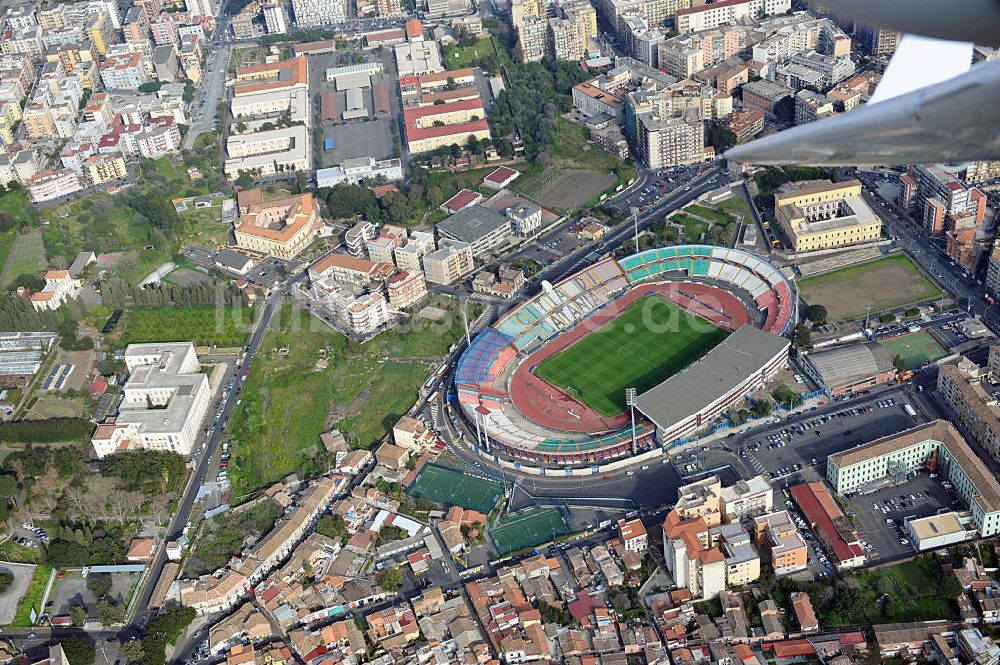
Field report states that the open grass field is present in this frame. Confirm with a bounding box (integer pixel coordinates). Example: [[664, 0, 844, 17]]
[[685, 204, 732, 225], [534, 296, 729, 416], [490, 507, 570, 554], [879, 331, 947, 369], [0, 230, 46, 287], [797, 254, 942, 321], [227, 301, 473, 500], [443, 37, 495, 70], [120, 306, 252, 348], [818, 557, 956, 626], [515, 119, 635, 210], [407, 463, 503, 513], [716, 196, 752, 220]]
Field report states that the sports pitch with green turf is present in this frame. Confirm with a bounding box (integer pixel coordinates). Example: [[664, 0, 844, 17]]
[[490, 507, 570, 554], [407, 463, 503, 513], [879, 331, 947, 369], [533, 296, 729, 416]]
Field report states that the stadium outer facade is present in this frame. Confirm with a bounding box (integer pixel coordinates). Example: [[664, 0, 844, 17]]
[[452, 245, 796, 469]]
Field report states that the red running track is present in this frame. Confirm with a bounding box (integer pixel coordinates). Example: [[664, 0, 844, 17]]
[[508, 281, 751, 434]]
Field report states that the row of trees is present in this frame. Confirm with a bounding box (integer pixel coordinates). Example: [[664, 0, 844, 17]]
[[0, 418, 92, 444], [99, 278, 249, 309]]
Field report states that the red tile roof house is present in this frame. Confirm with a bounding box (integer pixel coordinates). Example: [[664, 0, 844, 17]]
[[439, 188, 483, 214], [482, 166, 520, 190], [126, 538, 156, 563]]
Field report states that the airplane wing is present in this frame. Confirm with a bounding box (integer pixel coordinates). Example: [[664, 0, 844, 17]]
[[724, 48, 1000, 166], [723, 0, 1000, 165], [807, 0, 1000, 47]]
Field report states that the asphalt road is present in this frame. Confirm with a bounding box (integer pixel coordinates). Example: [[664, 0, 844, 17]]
[[127, 274, 305, 632]]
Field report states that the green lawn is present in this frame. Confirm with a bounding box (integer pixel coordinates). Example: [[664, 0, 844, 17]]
[[534, 296, 729, 416], [120, 307, 252, 348], [671, 213, 709, 242], [717, 196, 752, 220], [227, 301, 472, 501], [685, 204, 733, 225], [797, 254, 943, 321], [443, 38, 496, 70], [12, 565, 51, 628], [879, 331, 947, 369], [0, 230, 46, 286]]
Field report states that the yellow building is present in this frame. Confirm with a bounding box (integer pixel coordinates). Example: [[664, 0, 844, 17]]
[[85, 154, 127, 185], [774, 179, 882, 253], [233, 190, 320, 259]]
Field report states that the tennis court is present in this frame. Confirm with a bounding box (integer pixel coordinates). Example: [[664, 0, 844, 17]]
[[490, 507, 571, 554], [879, 331, 947, 369], [407, 463, 503, 513]]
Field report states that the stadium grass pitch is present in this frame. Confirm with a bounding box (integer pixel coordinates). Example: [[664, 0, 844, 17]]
[[534, 295, 728, 416]]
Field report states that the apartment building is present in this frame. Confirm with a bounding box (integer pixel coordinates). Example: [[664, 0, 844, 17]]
[[393, 230, 436, 271], [898, 164, 987, 234], [263, 0, 288, 33], [309, 282, 392, 336], [517, 15, 547, 62], [830, 421, 1000, 539], [308, 252, 394, 288], [662, 509, 760, 599], [773, 179, 882, 253], [936, 357, 1000, 467], [422, 239, 474, 285], [84, 153, 126, 185], [742, 79, 794, 114], [233, 191, 320, 259], [728, 107, 765, 143], [136, 119, 182, 158], [290, 0, 347, 27], [424, 0, 469, 17], [632, 107, 704, 168], [793, 89, 834, 125], [987, 247, 1000, 299], [753, 511, 808, 575], [91, 343, 212, 458], [856, 24, 899, 56], [386, 270, 428, 310], [676, 0, 792, 33], [366, 224, 408, 264], [101, 52, 149, 89], [27, 168, 82, 203], [617, 518, 648, 552]]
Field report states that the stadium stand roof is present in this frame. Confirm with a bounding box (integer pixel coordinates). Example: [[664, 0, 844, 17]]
[[804, 341, 894, 392], [633, 326, 789, 431]]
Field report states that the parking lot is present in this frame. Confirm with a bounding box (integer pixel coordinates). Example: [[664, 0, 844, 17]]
[[674, 388, 924, 488], [743, 394, 913, 481], [845, 472, 956, 563]]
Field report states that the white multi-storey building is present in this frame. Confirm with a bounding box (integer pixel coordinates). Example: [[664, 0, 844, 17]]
[[290, 0, 346, 27], [91, 343, 212, 458]]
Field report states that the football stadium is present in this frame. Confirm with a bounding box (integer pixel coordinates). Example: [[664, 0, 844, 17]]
[[453, 245, 796, 467]]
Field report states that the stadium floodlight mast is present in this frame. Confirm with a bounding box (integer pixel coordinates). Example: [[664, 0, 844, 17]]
[[626, 387, 637, 452], [630, 207, 640, 254]]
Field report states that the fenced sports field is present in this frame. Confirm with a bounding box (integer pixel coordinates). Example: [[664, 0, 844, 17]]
[[406, 463, 504, 513], [489, 506, 571, 554]]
